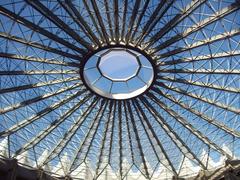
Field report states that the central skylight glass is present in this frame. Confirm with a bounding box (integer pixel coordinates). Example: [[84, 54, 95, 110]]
[[99, 50, 139, 81], [83, 48, 154, 99]]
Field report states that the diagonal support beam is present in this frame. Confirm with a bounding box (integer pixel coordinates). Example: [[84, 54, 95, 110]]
[[82, 0, 105, 44], [160, 68, 240, 75], [0, 52, 80, 67], [135, 0, 174, 45], [152, 87, 240, 138], [120, 0, 129, 41], [157, 50, 240, 66], [59, 0, 101, 47], [126, 101, 150, 179], [69, 100, 107, 172], [25, 0, 92, 50], [0, 70, 77, 75], [40, 97, 99, 167], [104, 0, 114, 41], [125, 0, 141, 44], [0, 77, 79, 94], [123, 101, 135, 164], [130, 0, 150, 41], [90, 0, 110, 44], [155, 82, 240, 114], [118, 101, 123, 179], [113, 0, 119, 43], [157, 87, 240, 138], [148, 2, 240, 51], [144, 0, 206, 48], [0, 6, 86, 54], [108, 101, 117, 164], [153, 28, 240, 56], [0, 32, 81, 61], [133, 99, 178, 175], [147, 92, 232, 159], [94, 101, 114, 179], [0, 90, 87, 138], [13, 94, 92, 157], [0, 83, 82, 114], [158, 76, 240, 94], [140, 95, 208, 170], [81, 100, 109, 163]]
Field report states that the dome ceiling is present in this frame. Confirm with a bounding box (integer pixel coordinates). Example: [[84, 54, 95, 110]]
[[0, 0, 239, 179]]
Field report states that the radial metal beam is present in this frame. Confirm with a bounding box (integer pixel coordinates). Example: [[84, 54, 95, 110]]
[[156, 82, 240, 114], [104, 0, 114, 41], [149, 2, 240, 51], [0, 83, 82, 114], [126, 101, 150, 179], [0, 52, 79, 67], [140, 95, 208, 170], [145, 0, 206, 48], [40, 97, 99, 167], [59, 0, 101, 47], [69, 100, 107, 172], [146, 92, 233, 159], [0, 32, 81, 61], [123, 101, 135, 164], [0, 77, 79, 94], [113, 0, 119, 43], [13, 94, 92, 157], [0, 70, 77, 75], [0, 90, 86, 138], [118, 101, 123, 179], [158, 75, 240, 94], [90, 0, 110, 44], [130, 0, 150, 41], [108, 101, 117, 164], [137, 0, 175, 45], [157, 50, 240, 66], [82, 0, 105, 44], [125, 0, 141, 44], [152, 87, 240, 138], [120, 0, 128, 41], [153, 28, 240, 56], [79, 100, 107, 163], [94, 101, 114, 179], [133, 99, 178, 175], [25, 0, 92, 50], [160, 68, 240, 75], [135, 0, 173, 45], [0, 6, 86, 54]]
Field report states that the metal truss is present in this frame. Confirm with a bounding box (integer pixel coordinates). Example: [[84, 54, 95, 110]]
[[0, 1, 239, 180]]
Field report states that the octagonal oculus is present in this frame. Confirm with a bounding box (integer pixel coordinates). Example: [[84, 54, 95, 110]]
[[83, 48, 154, 100], [98, 50, 140, 81]]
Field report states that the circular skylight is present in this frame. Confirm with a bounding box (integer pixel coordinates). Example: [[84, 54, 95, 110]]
[[83, 48, 154, 99], [99, 50, 139, 80]]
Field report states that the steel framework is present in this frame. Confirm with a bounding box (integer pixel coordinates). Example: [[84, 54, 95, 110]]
[[0, 0, 239, 180]]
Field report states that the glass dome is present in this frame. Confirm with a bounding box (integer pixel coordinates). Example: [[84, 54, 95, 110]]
[[0, 0, 239, 179], [83, 48, 154, 99]]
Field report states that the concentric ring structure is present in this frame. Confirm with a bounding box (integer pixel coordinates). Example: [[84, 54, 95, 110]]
[[83, 48, 154, 99], [0, 0, 240, 180]]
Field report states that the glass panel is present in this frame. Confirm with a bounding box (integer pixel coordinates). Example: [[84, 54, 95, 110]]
[[111, 82, 129, 94], [94, 77, 112, 93], [99, 50, 139, 80], [83, 68, 101, 84], [83, 48, 154, 99]]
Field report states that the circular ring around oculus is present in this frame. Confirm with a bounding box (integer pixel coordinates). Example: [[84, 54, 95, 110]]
[[83, 48, 154, 100]]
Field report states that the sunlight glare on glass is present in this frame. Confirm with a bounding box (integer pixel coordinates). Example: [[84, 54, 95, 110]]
[[99, 51, 139, 81], [83, 48, 154, 99]]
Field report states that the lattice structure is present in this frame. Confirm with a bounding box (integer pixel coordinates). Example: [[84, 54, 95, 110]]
[[0, 0, 239, 180]]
